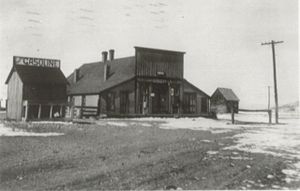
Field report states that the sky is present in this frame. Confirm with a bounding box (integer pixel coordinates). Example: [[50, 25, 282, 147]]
[[0, 0, 298, 109]]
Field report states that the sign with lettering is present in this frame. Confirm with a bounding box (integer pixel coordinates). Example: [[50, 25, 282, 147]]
[[13, 56, 60, 68], [156, 71, 166, 76]]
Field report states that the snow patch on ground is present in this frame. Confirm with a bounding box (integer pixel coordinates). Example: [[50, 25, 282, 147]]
[[207, 150, 219, 155], [31, 121, 72, 125], [107, 122, 128, 127], [159, 117, 236, 134], [0, 123, 64, 137], [222, 114, 300, 185]]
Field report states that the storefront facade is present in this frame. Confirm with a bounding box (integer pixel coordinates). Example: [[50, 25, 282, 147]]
[[67, 47, 210, 118]]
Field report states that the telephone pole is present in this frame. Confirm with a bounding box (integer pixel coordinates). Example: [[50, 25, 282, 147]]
[[261, 40, 283, 124]]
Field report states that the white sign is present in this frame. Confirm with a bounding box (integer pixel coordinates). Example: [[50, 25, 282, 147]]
[[14, 56, 60, 68]]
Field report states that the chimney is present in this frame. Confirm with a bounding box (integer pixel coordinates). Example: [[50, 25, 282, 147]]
[[103, 64, 110, 81], [109, 49, 115, 61], [102, 51, 108, 62], [73, 69, 79, 83]]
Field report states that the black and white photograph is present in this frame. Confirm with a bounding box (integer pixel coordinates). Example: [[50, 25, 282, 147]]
[[0, 0, 299, 190]]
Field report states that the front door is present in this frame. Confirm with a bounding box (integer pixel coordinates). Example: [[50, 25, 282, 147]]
[[151, 83, 168, 114]]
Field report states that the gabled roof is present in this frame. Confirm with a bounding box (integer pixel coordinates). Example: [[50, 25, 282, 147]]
[[67, 57, 135, 95], [183, 79, 210, 98], [213, 87, 239, 101], [5, 65, 68, 85]]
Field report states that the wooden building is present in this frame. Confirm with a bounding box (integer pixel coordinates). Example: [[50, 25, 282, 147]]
[[66, 47, 210, 118], [210, 88, 239, 113], [5, 56, 68, 121]]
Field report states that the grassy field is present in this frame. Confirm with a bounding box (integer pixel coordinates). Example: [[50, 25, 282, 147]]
[[0, 117, 299, 190]]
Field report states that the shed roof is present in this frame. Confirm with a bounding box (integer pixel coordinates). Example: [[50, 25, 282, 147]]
[[214, 88, 239, 101], [5, 65, 68, 85], [67, 56, 135, 95]]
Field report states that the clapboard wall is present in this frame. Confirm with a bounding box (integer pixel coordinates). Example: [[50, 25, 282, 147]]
[[135, 47, 184, 79], [7, 71, 23, 120]]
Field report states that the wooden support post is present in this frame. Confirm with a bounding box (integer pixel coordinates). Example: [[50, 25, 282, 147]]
[[38, 104, 41, 119], [49, 105, 53, 118], [179, 82, 184, 115], [60, 105, 63, 117], [231, 106, 235, 124], [168, 82, 172, 114], [25, 104, 29, 121], [268, 110, 272, 124], [70, 106, 74, 119], [149, 83, 152, 114]]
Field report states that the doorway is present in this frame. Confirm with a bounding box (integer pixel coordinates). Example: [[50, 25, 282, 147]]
[[151, 83, 169, 114]]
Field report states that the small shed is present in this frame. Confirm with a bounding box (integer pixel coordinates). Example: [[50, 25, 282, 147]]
[[210, 88, 239, 113], [5, 56, 68, 121]]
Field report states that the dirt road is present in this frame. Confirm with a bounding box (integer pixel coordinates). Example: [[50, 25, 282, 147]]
[[0, 116, 299, 190]]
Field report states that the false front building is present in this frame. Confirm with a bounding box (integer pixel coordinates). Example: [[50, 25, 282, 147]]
[[5, 56, 68, 121], [66, 47, 210, 118]]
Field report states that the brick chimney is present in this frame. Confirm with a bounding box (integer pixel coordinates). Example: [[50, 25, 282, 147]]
[[109, 49, 115, 61], [102, 51, 108, 62], [73, 69, 79, 83], [104, 64, 110, 81]]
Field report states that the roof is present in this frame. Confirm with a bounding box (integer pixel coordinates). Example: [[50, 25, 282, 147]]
[[5, 65, 68, 85], [213, 88, 239, 101], [183, 79, 210, 98], [67, 57, 135, 95], [135, 46, 186, 54]]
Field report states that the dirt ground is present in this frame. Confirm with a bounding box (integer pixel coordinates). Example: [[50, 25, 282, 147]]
[[0, 117, 299, 190]]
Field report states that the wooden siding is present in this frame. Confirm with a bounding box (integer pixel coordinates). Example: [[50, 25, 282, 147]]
[[211, 91, 239, 113], [183, 81, 209, 114], [136, 49, 184, 79], [7, 71, 23, 120], [100, 79, 135, 115]]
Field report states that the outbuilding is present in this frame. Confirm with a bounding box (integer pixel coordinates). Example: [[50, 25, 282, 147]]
[[5, 56, 68, 121], [66, 47, 210, 118], [210, 87, 239, 113]]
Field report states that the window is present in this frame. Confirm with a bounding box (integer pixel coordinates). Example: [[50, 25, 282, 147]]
[[120, 91, 130, 114], [183, 93, 196, 114], [107, 92, 115, 112]]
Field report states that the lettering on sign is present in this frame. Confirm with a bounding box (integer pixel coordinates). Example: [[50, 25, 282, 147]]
[[13, 56, 60, 68], [156, 71, 166, 76]]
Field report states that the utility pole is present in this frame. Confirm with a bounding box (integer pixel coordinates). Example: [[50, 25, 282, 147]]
[[261, 40, 283, 124]]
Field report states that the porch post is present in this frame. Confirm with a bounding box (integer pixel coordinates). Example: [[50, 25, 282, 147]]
[[25, 104, 29, 121], [168, 82, 172, 114], [49, 105, 53, 118], [179, 81, 184, 115], [136, 82, 140, 114], [60, 105, 63, 117], [38, 104, 41, 119], [149, 83, 152, 114]]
